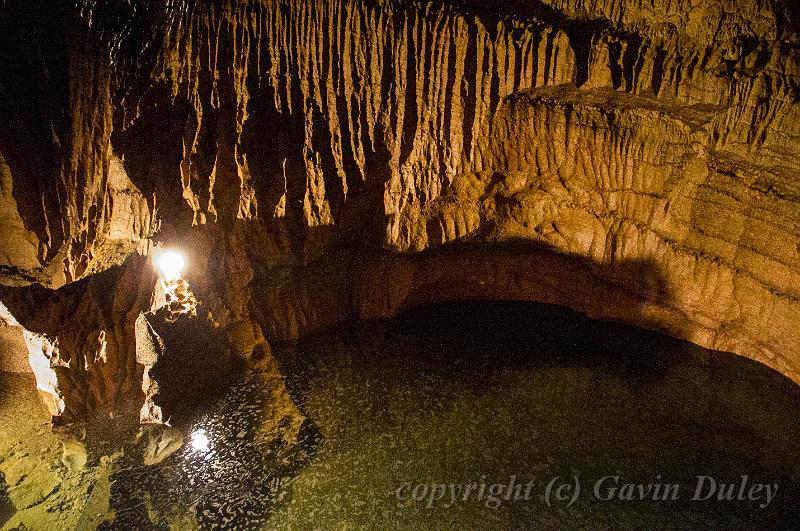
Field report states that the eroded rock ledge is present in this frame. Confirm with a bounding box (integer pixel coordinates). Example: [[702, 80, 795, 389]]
[[0, 0, 798, 418]]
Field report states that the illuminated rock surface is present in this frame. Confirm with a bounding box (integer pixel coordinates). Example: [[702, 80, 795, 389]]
[[0, 0, 798, 394], [0, 373, 117, 530], [0, 256, 157, 421]]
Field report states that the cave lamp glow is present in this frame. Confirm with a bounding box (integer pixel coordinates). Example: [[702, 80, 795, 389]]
[[156, 249, 186, 281], [153, 247, 197, 318]]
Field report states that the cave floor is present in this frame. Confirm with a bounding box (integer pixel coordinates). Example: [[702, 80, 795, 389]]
[[2, 301, 800, 529]]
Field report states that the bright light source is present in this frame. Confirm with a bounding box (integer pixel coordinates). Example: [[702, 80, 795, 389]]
[[190, 429, 210, 452], [156, 249, 185, 281]]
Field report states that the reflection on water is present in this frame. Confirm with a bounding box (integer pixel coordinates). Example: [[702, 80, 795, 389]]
[[99, 371, 318, 530], [1, 300, 800, 529]]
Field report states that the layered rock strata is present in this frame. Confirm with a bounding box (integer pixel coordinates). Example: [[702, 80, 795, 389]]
[[0, 0, 798, 419]]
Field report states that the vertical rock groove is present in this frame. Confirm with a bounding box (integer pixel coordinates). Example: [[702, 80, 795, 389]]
[[0, 0, 799, 415]]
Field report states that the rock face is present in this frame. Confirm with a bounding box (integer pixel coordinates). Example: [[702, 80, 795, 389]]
[[0, 0, 799, 417], [0, 256, 158, 421], [0, 319, 29, 373]]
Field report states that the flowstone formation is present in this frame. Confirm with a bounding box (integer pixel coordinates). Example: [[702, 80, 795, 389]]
[[0, 0, 799, 418]]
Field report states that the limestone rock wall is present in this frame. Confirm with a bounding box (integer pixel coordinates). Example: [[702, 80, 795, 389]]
[[0, 0, 798, 408], [130, 0, 797, 381], [0, 320, 30, 374], [0, 2, 156, 287], [124, 0, 799, 247], [0, 256, 158, 421]]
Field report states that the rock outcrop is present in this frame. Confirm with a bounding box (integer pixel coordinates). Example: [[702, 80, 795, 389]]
[[0, 0, 798, 418], [0, 318, 29, 374], [0, 256, 158, 421]]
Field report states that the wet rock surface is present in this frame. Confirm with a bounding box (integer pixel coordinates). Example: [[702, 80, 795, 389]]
[[0, 373, 118, 530]]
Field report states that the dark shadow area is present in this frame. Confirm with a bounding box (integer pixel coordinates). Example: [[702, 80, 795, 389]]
[[393, 300, 674, 377], [0, 473, 13, 528], [271, 299, 800, 528], [137, 306, 243, 426], [0, 0, 71, 265], [111, 85, 193, 226]]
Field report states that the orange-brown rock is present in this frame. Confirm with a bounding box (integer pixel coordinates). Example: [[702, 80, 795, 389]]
[[0, 256, 158, 421], [0, 0, 798, 410]]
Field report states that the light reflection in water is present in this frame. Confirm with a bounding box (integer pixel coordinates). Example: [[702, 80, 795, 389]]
[[190, 429, 210, 453]]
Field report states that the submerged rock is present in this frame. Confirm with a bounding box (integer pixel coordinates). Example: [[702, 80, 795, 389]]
[[61, 439, 88, 473], [141, 426, 185, 466]]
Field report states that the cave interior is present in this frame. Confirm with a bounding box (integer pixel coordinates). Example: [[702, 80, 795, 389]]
[[0, 0, 800, 528]]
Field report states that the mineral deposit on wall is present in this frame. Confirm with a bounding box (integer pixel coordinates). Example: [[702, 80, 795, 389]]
[[0, 0, 798, 417]]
